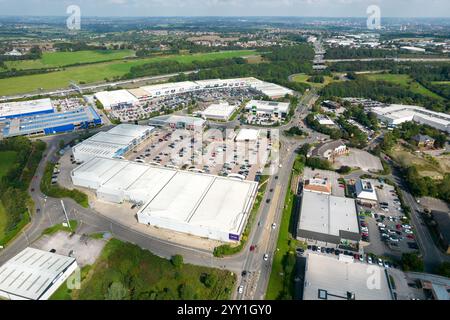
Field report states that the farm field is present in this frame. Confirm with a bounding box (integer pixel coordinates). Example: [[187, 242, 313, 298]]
[[4, 50, 136, 70], [0, 50, 255, 96], [364, 73, 444, 100], [52, 239, 236, 300], [0, 151, 17, 241]]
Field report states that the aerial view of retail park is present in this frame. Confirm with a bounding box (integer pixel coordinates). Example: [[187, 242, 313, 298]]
[[0, 1, 449, 305]]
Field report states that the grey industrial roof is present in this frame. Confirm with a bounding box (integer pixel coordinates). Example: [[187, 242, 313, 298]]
[[303, 253, 393, 300], [0, 247, 76, 300], [298, 190, 359, 238]]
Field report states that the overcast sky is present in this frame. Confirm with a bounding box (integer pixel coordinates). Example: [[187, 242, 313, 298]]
[[0, 0, 449, 17]]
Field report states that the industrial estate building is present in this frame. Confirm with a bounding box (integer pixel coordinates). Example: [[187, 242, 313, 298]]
[[94, 90, 139, 110], [148, 115, 206, 130], [371, 104, 450, 133], [0, 98, 54, 119], [0, 247, 78, 300], [303, 253, 393, 300], [0, 98, 102, 138], [71, 157, 258, 242], [201, 102, 238, 121], [72, 124, 153, 163], [297, 189, 360, 247], [244, 100, 290, 118]]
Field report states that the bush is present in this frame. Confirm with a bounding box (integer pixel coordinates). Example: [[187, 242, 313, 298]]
[[306, 157, 333, 170], [337, 166, 352, 174], [171, 255, 184, 268], [401, 253, 424, 272], [435, 262, 450, 278]]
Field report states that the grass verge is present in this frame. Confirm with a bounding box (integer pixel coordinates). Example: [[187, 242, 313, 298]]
[[40, 162, 89, 208]]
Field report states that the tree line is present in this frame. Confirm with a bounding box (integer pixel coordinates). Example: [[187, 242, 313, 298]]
[[0, 137, 46, 242]]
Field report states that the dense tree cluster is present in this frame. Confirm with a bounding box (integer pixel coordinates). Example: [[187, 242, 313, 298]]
[[321, 78, 448, 113], [325, 47, 395, 60], [342, 103, 379, 130], [0, 137, 46, 236]]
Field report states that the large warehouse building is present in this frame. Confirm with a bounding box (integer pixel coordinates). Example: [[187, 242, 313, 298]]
[[0, 98, 54, 119], [244, 100, 290, 118], [297, 190, 360, 247], [0, 98, 102, 139], [371, 104, 450, 133], [72, 124, 153, 162], [1, 106, 101, 138], [94, 90, 139, 110], [71, 157, 258, 242], [0, 247, 78, 300], [201, 102, 238, 121]]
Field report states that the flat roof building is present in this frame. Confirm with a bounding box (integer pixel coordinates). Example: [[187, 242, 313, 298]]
[[371, 104, 450, 133], [314, 114, 335, 126], [94, 90, 139, 110], [148, 115, 206, 130], [72, 124, 153, 163], [245, 100, 290, 117], [1, 106, 101, 139], [0, 98, 54, 119], [303, 253, 393, 300], [355, 179, 378, 203], [303, 178, 332, 195], [235, 128, 260, 142], [71, 157, 258, 243], [297, 190, 360, 247], [201, 102, 238, 121], [0, 247, 77, 300]]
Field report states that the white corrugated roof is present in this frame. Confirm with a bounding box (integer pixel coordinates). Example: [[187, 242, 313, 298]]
[[0, 247, 76, 300]]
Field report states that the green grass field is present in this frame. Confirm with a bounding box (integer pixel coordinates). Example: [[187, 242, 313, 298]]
[[5, 50, 135, 70], [54, 239, 236, 300], [291, 73, 343, 88], [0, 151, 17, 240], [0, 50, 255, 96], [364, 73, 444, 100]]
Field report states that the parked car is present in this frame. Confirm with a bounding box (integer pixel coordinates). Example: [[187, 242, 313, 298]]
[[263, 254, 269, 261], [367, 256, 373, 264], [238, 286, 244, 294], [404, 229, 414, 235]]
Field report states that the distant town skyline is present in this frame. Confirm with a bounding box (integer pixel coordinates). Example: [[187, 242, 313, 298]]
[[0, 0, 449, 18]]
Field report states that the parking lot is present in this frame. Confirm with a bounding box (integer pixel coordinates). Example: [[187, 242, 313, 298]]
[[302, 245, 398, 269], [333, 148, 383, 172], [111, 87, 260, 122], [360, 211, 418, 257], [127, 127, 272, 181], [32, 231, 106, 267]]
